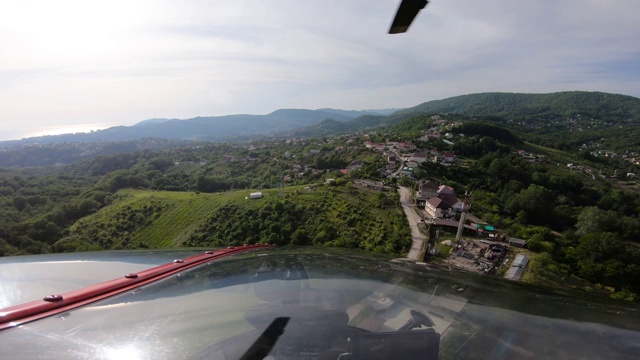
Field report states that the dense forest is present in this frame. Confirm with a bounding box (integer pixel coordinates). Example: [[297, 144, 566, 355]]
[[0, 138, 195, 167], [0, 138, 397, 257], [397, 91, 640, 120]]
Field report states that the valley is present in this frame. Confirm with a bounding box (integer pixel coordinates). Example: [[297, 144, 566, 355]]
[[1, 91, 639, 302]]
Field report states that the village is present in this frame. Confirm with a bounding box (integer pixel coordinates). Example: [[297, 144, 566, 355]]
[[357, 129, 532, 281], [161, 115, 638, 287]]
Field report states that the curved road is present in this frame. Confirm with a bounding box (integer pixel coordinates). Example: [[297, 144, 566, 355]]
[[399, 186, 427, 260]]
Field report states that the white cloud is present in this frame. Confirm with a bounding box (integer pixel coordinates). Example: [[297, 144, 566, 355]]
[[0, 0, 639, 140]]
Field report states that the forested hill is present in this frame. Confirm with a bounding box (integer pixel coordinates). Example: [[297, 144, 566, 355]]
[[291, 91, 640, 152], [394, 91, 640, 121], [0, 109, 354, 147]]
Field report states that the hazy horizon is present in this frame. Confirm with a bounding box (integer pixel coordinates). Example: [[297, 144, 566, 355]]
[[2, 1, 639, 141], [1, 106, 405, 141]]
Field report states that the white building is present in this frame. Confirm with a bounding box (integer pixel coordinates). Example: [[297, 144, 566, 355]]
[[249, 192, 263, 199]]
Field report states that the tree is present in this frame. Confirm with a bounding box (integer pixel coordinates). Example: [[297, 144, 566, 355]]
[[506, 184, 554, 225], [575, 206, 617, 236], [574, 232, 625, 264], [290, 229, 309, 245]]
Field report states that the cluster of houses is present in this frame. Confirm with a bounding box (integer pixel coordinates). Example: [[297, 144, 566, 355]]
[[364, 140, 455, 164], [566, 163, 605, 180], [416, 180, 468, 219], [591, 149, 619, 158], [515, 149, 548, 163], [365, 139, 458, 178], [622, 151, 640, 166], [568, 163, 635, 180], [402, 150, 455, 164], [364, 141, 417, 152], [415, 126, 442, 142], [587, 150, 639, 179]]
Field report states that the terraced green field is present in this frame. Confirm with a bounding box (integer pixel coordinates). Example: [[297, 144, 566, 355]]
[[69, 187, 298, 249]]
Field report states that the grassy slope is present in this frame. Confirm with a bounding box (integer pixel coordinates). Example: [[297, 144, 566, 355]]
[[70, 184, 409, 253], [127, 190, 242, 247], [70, 187, 289, 249]]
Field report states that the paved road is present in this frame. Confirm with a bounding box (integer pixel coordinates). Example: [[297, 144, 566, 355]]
[[399, 186, 427, 260], [390, 150, 405, 177]]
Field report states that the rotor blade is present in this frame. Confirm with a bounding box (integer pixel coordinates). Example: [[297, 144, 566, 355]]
[[389, 0, 429, 34], [239, 317, 290, 360]]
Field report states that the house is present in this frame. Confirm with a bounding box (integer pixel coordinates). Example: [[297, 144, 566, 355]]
[[425, 197, 451, 218], [437, 185, 455, 196], [405, 161, 419, 169], [308, 149, 321, 155], [400, 166, 414, 176], [418, 180, 438, 199], [432, 185, 466, 212], [410, 152, 429, 163], [397, 142, 417, 152], [439, 193, 462, 211], [443, 152, 455, 162], [508, 237, 528, 247], [347, 160, 363, 171]]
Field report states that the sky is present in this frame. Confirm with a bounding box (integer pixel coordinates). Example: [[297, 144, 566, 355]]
[[1, 0, 639, 141]]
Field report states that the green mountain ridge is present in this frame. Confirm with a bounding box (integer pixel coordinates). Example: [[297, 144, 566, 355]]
[[311, 91, 640, 131], [395, 91, 640, 120], [291, 91, 640, 152]]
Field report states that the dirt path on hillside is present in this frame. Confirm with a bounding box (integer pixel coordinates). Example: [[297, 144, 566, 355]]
[[399, 186, 427, 260]]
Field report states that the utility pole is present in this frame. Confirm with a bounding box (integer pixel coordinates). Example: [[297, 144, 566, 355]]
[[455, 191, 472, 247]]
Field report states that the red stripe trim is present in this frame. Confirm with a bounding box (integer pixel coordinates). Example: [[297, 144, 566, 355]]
[[0, 244, 274, 330]]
